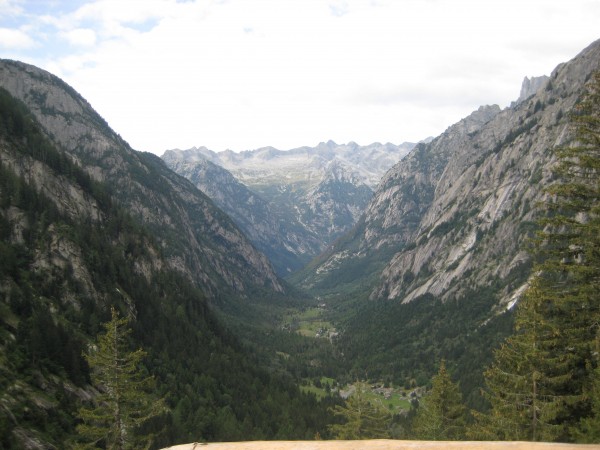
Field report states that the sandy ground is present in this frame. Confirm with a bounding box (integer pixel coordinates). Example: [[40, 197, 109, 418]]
[[161, 440, 600, 450]]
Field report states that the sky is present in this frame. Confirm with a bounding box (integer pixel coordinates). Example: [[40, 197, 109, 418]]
[[1, 1, 599, 154]]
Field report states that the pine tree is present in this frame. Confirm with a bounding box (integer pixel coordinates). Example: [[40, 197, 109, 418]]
[[470, 279, 567, 441], [411, 361, 467, 440], [472, 71, 600, 442], [573, 336, 600, 442], [327, 382, 390, 439], [75, 307, 166, 449], [540, 70, 600, 437]]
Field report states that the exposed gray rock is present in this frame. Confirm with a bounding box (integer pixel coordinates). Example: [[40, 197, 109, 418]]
[[513, 75, 550, 105], [293, 39, 600, 315]]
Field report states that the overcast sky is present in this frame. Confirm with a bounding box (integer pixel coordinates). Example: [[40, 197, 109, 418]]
[[1, 0, 599, 154]]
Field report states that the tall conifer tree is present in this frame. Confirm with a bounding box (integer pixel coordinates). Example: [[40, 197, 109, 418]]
[[75, 307, 166, 449], [541, 70, 600, 437], [411, 361, 467, 440], [470, 279, 567, 441], [472, 71, 600, 442], [327, 382, 390, 439]]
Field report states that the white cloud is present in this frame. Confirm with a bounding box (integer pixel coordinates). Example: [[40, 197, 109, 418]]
[[61, 27, 97, 47], [329, 1, 350, 17], [0, 0, 23, 17], [2, 0, 599, 153], [0, 27, 35, 49]]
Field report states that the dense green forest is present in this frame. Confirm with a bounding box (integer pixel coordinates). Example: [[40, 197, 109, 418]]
[[0, 88, 340, 448], [1, 60, 599, 447], [334, 289, 515, 408]]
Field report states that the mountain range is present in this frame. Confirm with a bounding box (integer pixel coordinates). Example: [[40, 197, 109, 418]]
[[0, 37, 599, 448], [162, 141, 415, 275], [293, 42, 599, 305], [161, 38, 600, 400]]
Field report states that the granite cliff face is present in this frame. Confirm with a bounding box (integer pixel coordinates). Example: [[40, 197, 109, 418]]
[[163, 141, 414, 274], [0, 59, 283, 298], [293, 40, 600, 312]]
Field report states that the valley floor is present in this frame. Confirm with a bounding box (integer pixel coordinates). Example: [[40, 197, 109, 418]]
[[162, 440, 600, 450]]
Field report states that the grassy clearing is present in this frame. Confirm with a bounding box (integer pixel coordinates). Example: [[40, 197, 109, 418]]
[[300, 384, 329, 399], [300, 377, 337, 399], [282, 306, 336, 338], [301, 377, 414, 412], [363, 388, 413, 412]]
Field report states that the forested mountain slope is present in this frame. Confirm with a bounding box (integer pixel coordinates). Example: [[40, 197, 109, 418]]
[[0, 71, 335, 448], [0, 59, 283, 302]]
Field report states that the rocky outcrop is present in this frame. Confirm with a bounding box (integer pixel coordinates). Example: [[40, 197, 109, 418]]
[[513, 75, 550, 105]]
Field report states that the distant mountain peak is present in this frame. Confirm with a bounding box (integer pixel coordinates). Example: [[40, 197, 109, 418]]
[[162, 141, 415, 274]]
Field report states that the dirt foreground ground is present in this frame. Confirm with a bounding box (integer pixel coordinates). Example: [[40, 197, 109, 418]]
[[161, 440, 600, 450]]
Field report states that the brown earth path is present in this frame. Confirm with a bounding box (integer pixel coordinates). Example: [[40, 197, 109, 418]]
[[161, 440, 600, 450]]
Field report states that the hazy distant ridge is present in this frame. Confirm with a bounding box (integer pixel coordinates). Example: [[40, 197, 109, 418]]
[[163, 141, 415, 274]]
